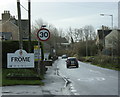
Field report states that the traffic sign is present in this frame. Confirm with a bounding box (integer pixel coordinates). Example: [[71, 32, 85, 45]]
[[37, 28, 50, 41], [34, 45, 41, 61]]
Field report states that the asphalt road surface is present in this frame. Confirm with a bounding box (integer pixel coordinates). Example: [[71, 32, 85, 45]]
[[57, 57, 119, 95]]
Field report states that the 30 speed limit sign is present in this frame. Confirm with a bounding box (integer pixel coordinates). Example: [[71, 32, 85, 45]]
[[37, 28, 50, 41]]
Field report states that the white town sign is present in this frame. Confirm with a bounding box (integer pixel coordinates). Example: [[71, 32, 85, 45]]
[[7, 49, 34, 68]]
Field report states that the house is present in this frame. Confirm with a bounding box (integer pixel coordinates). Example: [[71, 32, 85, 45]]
[[105, 29, 120, 55], [0, 10, 29, 40], [96, 27, 120, 55], [0, 32, 12, 40], [96, 29, 112, 46]]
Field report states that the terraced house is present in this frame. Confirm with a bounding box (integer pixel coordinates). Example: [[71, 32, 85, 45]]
[[0, 10, 29, 40]]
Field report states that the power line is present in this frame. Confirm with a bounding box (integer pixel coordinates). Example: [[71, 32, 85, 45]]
[[20, 3, 28, 11]]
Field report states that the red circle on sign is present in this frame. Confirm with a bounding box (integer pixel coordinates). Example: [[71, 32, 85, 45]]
[[37, 28, 50, 41]]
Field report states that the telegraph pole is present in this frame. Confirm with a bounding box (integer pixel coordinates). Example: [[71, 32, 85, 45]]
[[28, 0, 31, 52], [17, 0, 23, 49]]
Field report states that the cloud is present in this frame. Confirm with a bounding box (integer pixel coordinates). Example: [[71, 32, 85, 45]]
[[49, 14, 101, 29], [30, 0, 119, 2]]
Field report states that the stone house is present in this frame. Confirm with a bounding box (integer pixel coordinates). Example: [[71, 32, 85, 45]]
[[105, 29, 120, 55], [96, 29, 112, 48], [0, 10, 29, 40], [96, 28, 120, 55]]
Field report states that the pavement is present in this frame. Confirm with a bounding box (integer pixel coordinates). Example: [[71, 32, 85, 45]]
[[1, 60, 70, 96]]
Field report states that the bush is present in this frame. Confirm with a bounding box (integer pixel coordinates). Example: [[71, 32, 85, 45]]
[[92, 55, 112, 65], [91, 55, 120, 70], [84, 56, 95, 62], [78, 57, 86, 62]]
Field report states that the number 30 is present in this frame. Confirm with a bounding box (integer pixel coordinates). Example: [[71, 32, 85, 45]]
[[40, 32, 48, 38]]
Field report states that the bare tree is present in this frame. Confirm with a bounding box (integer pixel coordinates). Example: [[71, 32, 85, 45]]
[[66, 27, 74, 43], [83, 25, 96, 56]]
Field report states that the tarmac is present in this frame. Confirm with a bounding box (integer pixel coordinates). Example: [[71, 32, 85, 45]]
[[1, 60, 71, 96]]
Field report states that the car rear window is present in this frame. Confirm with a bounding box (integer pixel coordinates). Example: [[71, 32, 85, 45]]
[[68, 58, 77, 61]]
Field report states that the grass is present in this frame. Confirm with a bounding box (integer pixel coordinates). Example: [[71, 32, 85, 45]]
[[2, 68, 44, 86], [2, 79, 44, 86], [0, 69, 2, 86], [79, 55, 120, 71], [92, 63, 120, 71], [91, 55, 120, 71]]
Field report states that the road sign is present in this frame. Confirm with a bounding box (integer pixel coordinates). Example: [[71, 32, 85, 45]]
[[34, 45, 41, 61], [7, 50, 34, 68], [37, 28, 50, 41]]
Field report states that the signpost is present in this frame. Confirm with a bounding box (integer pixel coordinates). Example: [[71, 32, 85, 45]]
[[7, 50, 34, 68], [37, 27, 50, 75]]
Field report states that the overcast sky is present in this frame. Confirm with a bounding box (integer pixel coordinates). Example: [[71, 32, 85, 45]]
[[0, 0, 119, 30]]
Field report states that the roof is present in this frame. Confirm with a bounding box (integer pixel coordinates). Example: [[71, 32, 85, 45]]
[[97, 30, 112, 40], [105, 29, 120, 40]]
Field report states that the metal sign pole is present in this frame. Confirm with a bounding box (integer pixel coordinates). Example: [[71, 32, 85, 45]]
[[37, 40, 40, 75], [40, 42, 44, 75], [28, 0, 31, 53]]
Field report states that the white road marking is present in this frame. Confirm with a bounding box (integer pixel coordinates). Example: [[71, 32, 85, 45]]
[[109, 76, 118, 79], [89, 70, 101, 74], [77, 77, 105, 81], [77, 78, 94, 82], [74, 93, 80, 95], [95, 77, 105, 81], [69, 84, 80, 95], [70, 87, 75, 90], [70, 84, 73, 87], [71, 89, 77, 92]]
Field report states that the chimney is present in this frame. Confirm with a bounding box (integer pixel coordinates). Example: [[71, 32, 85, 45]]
[[2, 10, 10, 21]]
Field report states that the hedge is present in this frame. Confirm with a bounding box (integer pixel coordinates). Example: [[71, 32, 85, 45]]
[[2, 41, 38, 67]]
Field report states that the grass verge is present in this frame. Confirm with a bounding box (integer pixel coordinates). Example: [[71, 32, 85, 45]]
[[79, 55, 120, 71], [2, 68, 44, 86], [0, 69, 2, 86]]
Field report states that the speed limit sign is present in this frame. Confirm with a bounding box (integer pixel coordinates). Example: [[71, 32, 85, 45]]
[[37, 28, 50, 41]]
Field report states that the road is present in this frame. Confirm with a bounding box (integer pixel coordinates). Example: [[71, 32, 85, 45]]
[[57, 57, 119, 95]]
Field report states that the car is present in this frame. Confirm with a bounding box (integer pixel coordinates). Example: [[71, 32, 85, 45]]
[[66, 57, 79, 68], [62, 55, 68, 59]]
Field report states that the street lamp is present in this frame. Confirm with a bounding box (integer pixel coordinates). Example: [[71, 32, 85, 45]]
[[100, 14, 113, 29]]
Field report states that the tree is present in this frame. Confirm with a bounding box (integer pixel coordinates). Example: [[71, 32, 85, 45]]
[[83, 25, 96, 56], [73, 28, 83, 42], [32, 18, 69, 56], [66, 27, 74, 43]]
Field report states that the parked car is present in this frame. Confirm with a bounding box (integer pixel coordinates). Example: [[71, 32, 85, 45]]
[[62, 55, 68, 59], [66, 57, 79, 68]]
